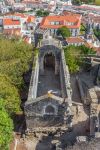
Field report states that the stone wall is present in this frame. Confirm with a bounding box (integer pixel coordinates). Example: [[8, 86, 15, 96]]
[[25, 40, 72, 132], [39, 44, 61, 75], [76, 77, 91, 105], [27, 55, 39, 101], [25, 98, 65, 129], [60, 49, 72, 106]]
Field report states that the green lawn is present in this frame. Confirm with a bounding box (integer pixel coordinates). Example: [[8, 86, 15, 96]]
[[95, 0, 100, 5]]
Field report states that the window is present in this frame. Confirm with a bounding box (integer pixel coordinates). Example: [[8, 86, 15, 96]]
[[50, 22, 55, 25], [66, 22, 74, 26], [50, 21, 60, 25], [45, 105, 55, 115], [43, 104, 57, 116], [55, 21, 60, 25]]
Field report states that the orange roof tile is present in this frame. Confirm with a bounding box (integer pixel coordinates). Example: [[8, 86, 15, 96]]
[[27, 16, 35, 23], [84, 42, 93, 48], [62, 11, 81, 19], [3, 18, 20, 26], [40, 15, 81, 29], [66, 37, 84, 43], [14, 13, 27, 18], [5, 13, 27, 18]]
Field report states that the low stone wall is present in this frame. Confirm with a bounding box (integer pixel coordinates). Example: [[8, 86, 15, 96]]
[[76, 77, 91, 105], [60, 50, 72, 106], [76, 76, 99, 137], [27, 54, 39, 101]]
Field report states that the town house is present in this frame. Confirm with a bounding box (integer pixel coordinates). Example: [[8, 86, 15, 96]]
[[39, 15, 81, 37]]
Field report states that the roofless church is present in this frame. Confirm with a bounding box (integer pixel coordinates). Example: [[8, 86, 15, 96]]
[[24, 23, 73, 134]]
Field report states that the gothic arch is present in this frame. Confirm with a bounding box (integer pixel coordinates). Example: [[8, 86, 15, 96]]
[[39, 45, 61, 75], [45, 105, 55, 114], [43, 52, 55, 70], [43, 104, 57, 115]]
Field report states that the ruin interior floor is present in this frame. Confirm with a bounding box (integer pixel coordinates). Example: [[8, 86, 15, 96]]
[[37, 67, 61, 97]]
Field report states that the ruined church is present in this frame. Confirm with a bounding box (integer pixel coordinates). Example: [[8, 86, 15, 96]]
[[24, 34, 72, 133]]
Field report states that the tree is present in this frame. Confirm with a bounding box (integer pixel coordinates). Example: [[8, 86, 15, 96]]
[[72, 0, 81, 5], [0, 38, 33, 88], [94, 28, 100, 40], [79, 45, 95, 55], [36, 10, 49, 17], [36, 10, 43, 17], [0, 38, 33, 115], [80, 24, 86, 35], [64, 46, 81, 73], [57, 26, 71, 39], [43, 11, 49, 16], [64, 45, 96, 73], [0, 74, 21, 115], [0, 99, 13, 150]]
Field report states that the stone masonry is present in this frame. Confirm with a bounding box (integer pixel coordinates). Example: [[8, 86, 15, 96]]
[[24, 38, 72, 133]]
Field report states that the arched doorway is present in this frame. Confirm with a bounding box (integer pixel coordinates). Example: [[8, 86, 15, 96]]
[[45, 105, 55, 115], [44, 52, 55, 70]]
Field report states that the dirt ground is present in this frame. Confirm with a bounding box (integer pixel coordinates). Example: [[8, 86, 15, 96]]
[[10, 101, 90, 150], [10, 134, 53, 150]]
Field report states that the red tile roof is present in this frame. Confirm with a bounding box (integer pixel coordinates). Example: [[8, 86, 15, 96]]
[[66, 37, 84, 43], [84, 42, 93, 49], [27, 16, 35, 23], [5, 13, 27, 18], [62, 11, 81, 19], [40, 15, 81, 29], [14, 13, 27, 18], [3, 18, 20, 26]]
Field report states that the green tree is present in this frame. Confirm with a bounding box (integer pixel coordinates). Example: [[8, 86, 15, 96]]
[[94, 28, 100, 40], [43, 11, 49, 16], [0, 38, 33, 88], [0, 38, 33, 115], [0, 99, 13, 150], [64, 45, 96, 73], [80, 24, 86, 35], [36, 10, 49, 17], [57, 26, 71, 39], [64, 46, 81, 73], [72, 0, 81, 5], [79, 45, 95, 55], [36, 10, 43, 17], [0, 74, 21, 115]]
